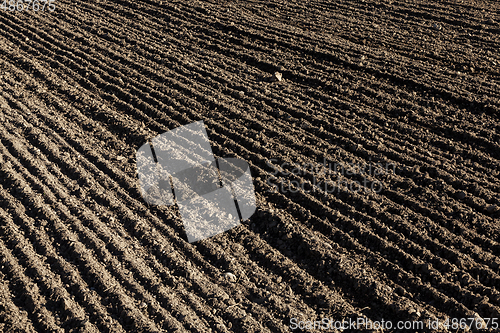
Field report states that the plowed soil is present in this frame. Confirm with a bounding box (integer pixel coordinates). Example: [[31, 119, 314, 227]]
[[1, 0, 499, 332]]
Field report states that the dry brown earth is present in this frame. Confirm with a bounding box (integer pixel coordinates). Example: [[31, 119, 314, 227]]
[[0, 0, 499, 332]]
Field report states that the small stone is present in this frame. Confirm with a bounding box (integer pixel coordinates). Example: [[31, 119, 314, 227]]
[[224, 272, 237, 283], [456, 191, 466, 200], [270, 71, 282, 82], [432, 23, 442, 30]]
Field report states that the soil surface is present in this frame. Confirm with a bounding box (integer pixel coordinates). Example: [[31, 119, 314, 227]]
[[0, 0, 499, 332]]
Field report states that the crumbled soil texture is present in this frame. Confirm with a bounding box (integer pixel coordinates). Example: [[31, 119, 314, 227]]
[[0, 0, 499, 332]]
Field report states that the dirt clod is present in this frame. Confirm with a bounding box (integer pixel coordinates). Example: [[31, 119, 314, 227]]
[[224, 272, 237, 283], [270, 71, 282, 82], [486, 205, 497, 213], [0, 1, 498, 332]]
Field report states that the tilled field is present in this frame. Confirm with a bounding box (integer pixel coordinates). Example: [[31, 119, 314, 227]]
[[0, 0, 500, 332]]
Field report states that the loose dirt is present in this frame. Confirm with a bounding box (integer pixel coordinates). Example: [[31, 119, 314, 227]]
[[0, 0, 499, 332]]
